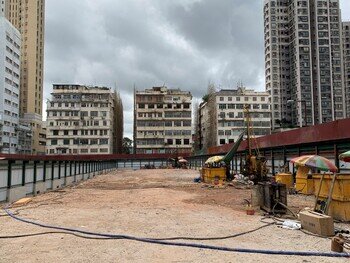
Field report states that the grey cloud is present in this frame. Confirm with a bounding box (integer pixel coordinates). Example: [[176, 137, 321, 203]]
[[43, 0, 350, 138]]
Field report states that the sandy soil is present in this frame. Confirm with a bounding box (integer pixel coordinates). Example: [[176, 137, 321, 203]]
[[0, 169, 348, 262]]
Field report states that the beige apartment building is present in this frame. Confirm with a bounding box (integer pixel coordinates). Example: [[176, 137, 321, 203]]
[[5, 0, 45, 153], [46, 85, 123, 155], [343, 22, 350, 117], [197, 87, 271, 150], [134, 86, 192, 154], [20, 113, 46, 154]]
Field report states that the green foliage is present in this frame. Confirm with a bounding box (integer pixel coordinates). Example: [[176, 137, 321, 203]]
[[122, 137, 133, 154], [202, 94, 209, 102]]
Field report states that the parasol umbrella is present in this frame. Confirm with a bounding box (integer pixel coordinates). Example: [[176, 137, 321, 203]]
[[205, 155, 224, 164], [178, 159, 188, 163], [339, 150, 350, 163], [290, 155, 337, 214], [290, 155, 338, 173]]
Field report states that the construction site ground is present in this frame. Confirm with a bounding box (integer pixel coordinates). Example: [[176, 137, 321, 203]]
[[0, 169, 348, 262]]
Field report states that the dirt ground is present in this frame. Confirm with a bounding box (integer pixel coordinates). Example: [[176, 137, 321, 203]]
[[0, 169, 349, 262]]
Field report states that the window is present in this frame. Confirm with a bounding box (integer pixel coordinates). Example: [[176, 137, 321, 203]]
[[176, 139, 181, 145], [53, 130, 59, 136], [64, 130, 68, 135], [184, 139, 190, 145], [174, 121, 182, 127], [183, 121, 191, 127], [100, 139, 109, 145], [63, 139, 70, 145], [51, 139, 57, 145], [167, 139, 173, 145], [220, 139, 226, 145], [90, 139, 98, 145]]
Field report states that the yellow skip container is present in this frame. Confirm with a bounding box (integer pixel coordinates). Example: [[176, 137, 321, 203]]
[[313, 174, 350, 222], [295, 166, 314, 195], [275, 173, 294, 189], [202, 167, 226, 185]]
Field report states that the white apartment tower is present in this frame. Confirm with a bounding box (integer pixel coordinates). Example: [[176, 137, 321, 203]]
[[134, 87, 192, 154], [198, 87, 271, 149], [1, 1, 4, 15], [343, 22, 350, 117], [0, 16, 20, 153], [264, 0, 346, 129], [46, 85, 123, 155]]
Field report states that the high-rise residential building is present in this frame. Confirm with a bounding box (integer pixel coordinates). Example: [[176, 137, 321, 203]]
[[5, 0, 45, 153], [0, 16, 21, 153], [264, 0, 346, 130], [343, 22, 350, 117], [197, 87, 271, 150], [1, 1, 5, 15], [134, 86, 192, 154], [46, 85, 123, 155]]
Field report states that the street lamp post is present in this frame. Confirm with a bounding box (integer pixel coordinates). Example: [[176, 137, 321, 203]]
[[287, 100, 307, 127]]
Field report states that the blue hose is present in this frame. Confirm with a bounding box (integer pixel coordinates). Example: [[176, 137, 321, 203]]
[[4, 207, 350, 258]]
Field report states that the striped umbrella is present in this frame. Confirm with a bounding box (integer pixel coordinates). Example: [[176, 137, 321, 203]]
[[290, 155, 338, 173], [339, 150, 350, 163]]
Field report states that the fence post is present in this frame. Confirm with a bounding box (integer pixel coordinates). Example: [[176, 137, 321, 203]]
[[64, 161, 67, 178], [51, 161, 55, 181], [69, 161, 72, 178], [43, 161, 47, 182], [21, 161, 28, 186], [7, 160, 13, 189], [33, 160, 38, 185], [58, 161, 62, 179]]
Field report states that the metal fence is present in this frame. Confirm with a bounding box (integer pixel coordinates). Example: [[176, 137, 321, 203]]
[[1, 140, 350, 203], [0, 160, 117, 202], [0, 156, 175, 203]]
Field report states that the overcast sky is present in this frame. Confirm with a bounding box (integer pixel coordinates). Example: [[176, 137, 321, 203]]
[[43, 0, 350, 138]]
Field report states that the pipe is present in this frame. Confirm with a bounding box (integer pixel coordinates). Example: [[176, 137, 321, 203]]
[[4, 207, 350, 258]]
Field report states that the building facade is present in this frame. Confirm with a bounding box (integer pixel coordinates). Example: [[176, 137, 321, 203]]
[[343, 22, 350, 117], [20, 113, 46, 154], [264, 0, 346, 129], [134, 86, 192, 154], [197, 87, 271, 149], [5, 0, 45, 153], [0, 16, 21, 153], [16, 122, 32, 154], [46, 85, 123, 155], [1, 1, 4, 15]]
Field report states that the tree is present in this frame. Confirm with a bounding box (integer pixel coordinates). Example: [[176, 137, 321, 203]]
[[122, 137, 133, 154]]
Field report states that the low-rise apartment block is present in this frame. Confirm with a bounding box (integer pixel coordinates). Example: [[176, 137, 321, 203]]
[[46, 84, 123, 155], [134, 86, 192, 154], [16, 122, 32, 154], [198, 87, 271, 149]]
